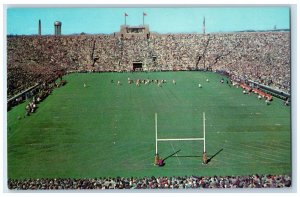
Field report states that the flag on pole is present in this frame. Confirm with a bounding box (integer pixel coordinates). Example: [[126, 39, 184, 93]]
[[143, 12, 147, 16], [125, 13, 128, 16]]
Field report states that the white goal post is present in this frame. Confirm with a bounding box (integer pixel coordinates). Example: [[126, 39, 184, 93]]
[[155, 112, 206, 155]]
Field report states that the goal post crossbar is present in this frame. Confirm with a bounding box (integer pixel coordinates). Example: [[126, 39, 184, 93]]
[[155, 112, 206, 155], [157, 138, 204, 141]]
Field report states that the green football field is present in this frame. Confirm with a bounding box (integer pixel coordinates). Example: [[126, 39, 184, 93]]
[[7, 71, 291, 179]]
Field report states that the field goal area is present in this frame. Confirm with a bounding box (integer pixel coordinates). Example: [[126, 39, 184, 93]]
[[154, 112, 206, 165]]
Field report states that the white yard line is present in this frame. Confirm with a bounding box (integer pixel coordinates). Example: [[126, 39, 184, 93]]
[[254, 143, 290, 156], [241, 144, 288, 159], [223, 143, 284, 163], [170, 143, 181, 165]]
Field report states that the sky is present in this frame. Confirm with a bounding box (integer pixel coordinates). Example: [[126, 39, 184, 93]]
[[6, 6, 290, 35]]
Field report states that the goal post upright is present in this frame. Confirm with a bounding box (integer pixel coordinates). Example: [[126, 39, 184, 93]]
[[203, 112, 206, 152], [155, 112, 158, 154], [154, 112, 160, 166]]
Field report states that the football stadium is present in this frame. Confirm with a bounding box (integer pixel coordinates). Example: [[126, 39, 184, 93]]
[[6, 8, 292, 189]]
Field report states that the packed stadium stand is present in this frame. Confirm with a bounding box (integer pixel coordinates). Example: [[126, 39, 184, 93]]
[[7, 31, 290, 100], [8, 174, 291, 189]]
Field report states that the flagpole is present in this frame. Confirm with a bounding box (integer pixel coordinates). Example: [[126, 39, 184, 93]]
[[125, 13, 128, 26], [143, 12, 146, 26], [203, 16, 206, 34]]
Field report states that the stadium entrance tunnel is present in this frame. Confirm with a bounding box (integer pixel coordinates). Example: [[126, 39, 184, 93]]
[[133, 62, 143, 71]]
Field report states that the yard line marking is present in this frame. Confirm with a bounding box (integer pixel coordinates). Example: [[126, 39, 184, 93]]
[[223, 143, 284, 163], [170, 143, 181, 165], [268, 141, 291, 149], [223, 148, 284, 164], [207, 131, 290, 133], [256, 143, 291, 155], [241, 143, 289, 159]]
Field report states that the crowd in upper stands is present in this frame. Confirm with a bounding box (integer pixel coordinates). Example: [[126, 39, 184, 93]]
[[7, 31, 290, 100], [8, 174, 291, 190], [151, 33, 290, 93]]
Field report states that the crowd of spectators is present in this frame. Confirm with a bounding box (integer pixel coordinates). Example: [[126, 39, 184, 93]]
[[8, 174, 291, 190], [7, 31, 290, 100], [151, 32, 290, 93], [20, 79, 66, 116]]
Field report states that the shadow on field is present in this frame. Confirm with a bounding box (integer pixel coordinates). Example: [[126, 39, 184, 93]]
[[174, 155, 202, 158], [207, 148, 223, 163], [162, 149, 181, 162], [173, 148, 224, 164]]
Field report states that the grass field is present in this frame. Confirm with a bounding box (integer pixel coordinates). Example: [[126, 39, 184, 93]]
[[7, 71, 291, 179]]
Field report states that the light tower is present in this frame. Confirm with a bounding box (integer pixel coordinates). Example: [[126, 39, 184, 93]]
[[202, 17, 206, 34], [54, 21, 62, 35], [38, 19, 41, 35]]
